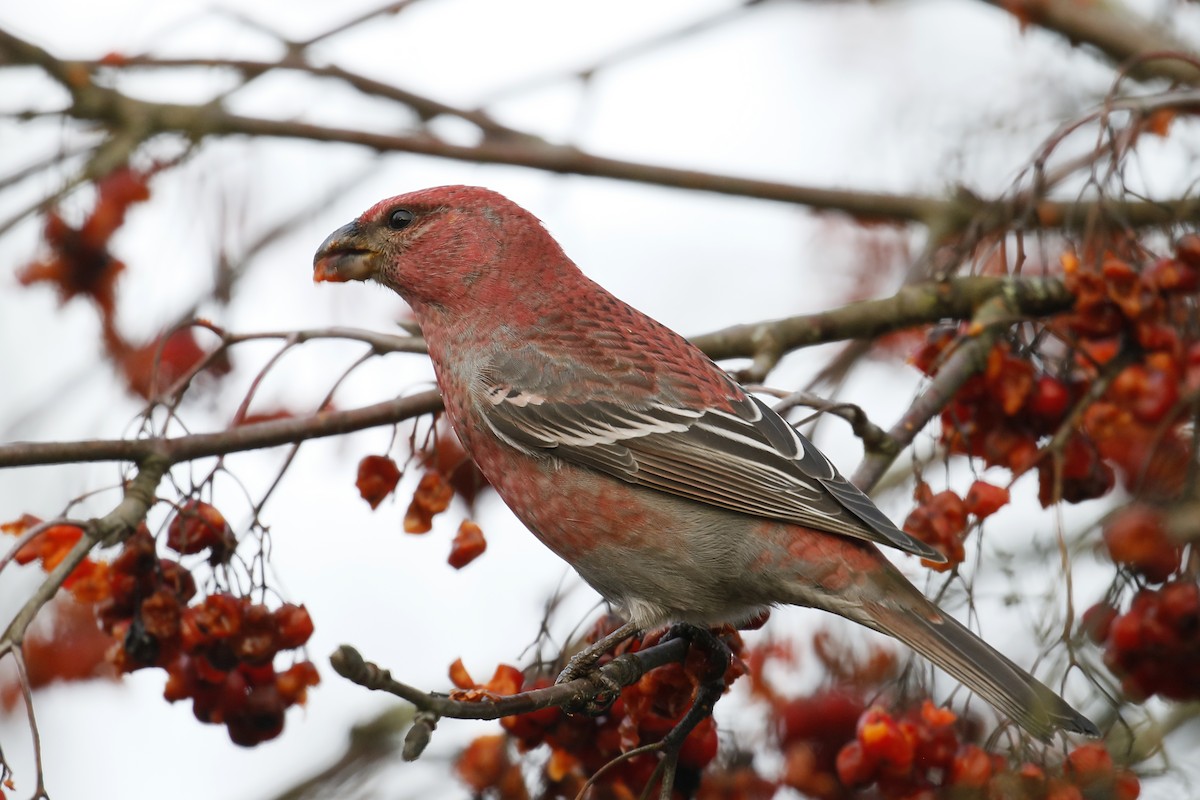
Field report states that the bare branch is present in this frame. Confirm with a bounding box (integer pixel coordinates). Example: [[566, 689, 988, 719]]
[[0, 390, 443, 469], [89, 55, 532, 141], [1, 456, 168, 650], [330, 635, 689, 723], [291, 0, 423, 50], [692, 275, 1074, 364], [981, 0, 1200, 86], [4, 26, 1199, 235], [12, 649, 49, 800]]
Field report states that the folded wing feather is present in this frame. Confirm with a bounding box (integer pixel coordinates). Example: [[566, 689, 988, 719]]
[[481, 379, 945, 562]]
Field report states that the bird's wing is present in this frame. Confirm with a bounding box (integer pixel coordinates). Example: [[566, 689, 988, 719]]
[[479, 378, 945, 561]]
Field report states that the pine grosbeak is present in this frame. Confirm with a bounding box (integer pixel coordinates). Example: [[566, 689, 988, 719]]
[[314, 185, 1097, 738]]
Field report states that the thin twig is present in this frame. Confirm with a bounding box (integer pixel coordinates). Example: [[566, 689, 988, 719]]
[[12, 649, 50, 800]]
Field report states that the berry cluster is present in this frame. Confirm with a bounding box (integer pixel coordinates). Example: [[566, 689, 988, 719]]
[[356, 423, 491, 568], [1052, 240, 1200, 707], [834, 704, 1139, 800], [456, 618, 745, 798], [740, 631, 895, 798], [158, 595, 319, 746], [17, 166, 230, 401], [96, 506, 318, 746], [1087, 580, 1200, 702], [16, 166, 150, 317], [912, 236, 1200, 515], [902, 480, 1010, 569], [1065, 240, 1200, 504], [912, 336, 1082, 490], [777, 688, 867, 798]]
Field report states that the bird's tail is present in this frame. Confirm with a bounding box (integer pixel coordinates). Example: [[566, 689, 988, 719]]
[[861, 598, 1099, 740]]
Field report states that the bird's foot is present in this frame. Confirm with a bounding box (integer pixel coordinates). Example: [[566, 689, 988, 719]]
[[556, 621, 640, 685], [661, 624, 733, 701], [647, 625, 734, 793]]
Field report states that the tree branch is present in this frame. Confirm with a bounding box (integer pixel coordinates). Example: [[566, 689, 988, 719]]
[[0, 390, 443, 469], [981, 0, 1200, 86], [330, 636, 689, 721], [3, 26, 1199, 235], [691, 275, 1074, 364], [0, 274, 1082, 472], [0, 456, 168, 648], [851, 294, 1013, 491], [89, 55, 534, 142]]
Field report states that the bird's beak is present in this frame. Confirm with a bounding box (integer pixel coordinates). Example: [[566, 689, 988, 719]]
[[313, 221, 378, 283]]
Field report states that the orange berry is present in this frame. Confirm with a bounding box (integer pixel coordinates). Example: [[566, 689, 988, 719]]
[[964, 480, 1009, 519], [949, 744, 993, 788], [355, 455, 401, 510], [448, 520, 487, 569], [835, 740, 876, 787]]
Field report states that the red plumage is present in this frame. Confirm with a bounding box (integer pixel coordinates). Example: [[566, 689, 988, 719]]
[[315, 185, 1097, 740]]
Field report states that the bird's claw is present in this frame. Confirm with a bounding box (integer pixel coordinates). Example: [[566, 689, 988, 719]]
[[578, 673, 624, 715], [556, 621, 640, 685], [555, 648, 600, 686]]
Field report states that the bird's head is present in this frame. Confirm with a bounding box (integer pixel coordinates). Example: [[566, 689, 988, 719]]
[[313, 185, 570, 314]]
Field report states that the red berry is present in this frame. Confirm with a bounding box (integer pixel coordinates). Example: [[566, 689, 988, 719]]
[[225, 684, 285, 747], [1027, 374, 1071, 421], [1045, 778, 1085, 800], [166, 500, 236, 562], [448, 520, 487, 569], [1066, 743, 1113, 786], [1113, 770, 1141, 800], [948, 744, 993, 788], [1175, 234, 1200, 268], [1103, 505, 1181, 582], [273, 604, 315, 649], [778, 690, 863, 747], [1158, 581, 1200, 630], [857, 707, 913, 776], [355, 455, 402, 509], [276, 661, 320, 705], [835, 740, 876, 787], [963, 480, 1009, 519]]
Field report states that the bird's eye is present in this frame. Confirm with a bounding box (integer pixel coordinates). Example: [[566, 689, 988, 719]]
[[387, 209, 415, 230]]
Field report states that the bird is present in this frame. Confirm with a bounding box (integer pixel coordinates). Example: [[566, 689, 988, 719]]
[[313, 184, 1098, 739]]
